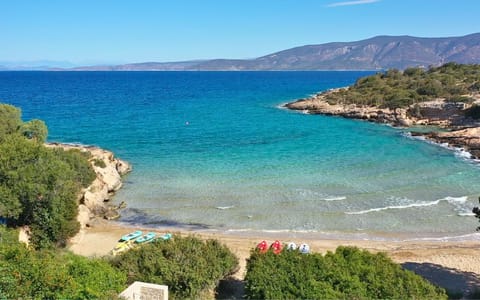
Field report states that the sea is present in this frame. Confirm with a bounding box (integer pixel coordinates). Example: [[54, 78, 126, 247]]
[[1, 71, 480, 241]]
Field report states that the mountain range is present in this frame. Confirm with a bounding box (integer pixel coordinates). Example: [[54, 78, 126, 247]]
[[4, 33, 480, 71]]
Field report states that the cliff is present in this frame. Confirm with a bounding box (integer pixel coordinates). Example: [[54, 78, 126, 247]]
[[45, 143, 132, 228]]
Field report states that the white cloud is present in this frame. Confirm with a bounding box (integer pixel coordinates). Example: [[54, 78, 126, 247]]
[[327, 0, 381, 7]]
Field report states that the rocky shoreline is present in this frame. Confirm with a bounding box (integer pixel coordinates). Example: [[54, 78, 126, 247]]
[[45, 143, 132, 228], [284, 89, 480, 159]]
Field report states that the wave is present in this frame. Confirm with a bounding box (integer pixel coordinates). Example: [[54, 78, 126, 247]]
[[216, 205, 235, 210], [224, 228, 480, 242], [295, 189, 347, 201], [403, 131, 477, 162], [403, 232, 480, 242], [346, 196, 468, 215], [323, 196, 347, 201]]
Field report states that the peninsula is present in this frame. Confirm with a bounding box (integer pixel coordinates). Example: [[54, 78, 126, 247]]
[[285, 63, 480, 158]]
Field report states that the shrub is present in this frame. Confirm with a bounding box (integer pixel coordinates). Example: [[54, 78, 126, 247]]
[[245, 246, 447, 299], [321, 63, 480, 109], [93, 158, 107, 168], [110, 235, 238, 299], [0, 226, 126, 299], [0, 125, 96, 249]]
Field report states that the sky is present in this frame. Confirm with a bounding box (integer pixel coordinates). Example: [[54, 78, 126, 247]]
[[1, 0, 480, 66]]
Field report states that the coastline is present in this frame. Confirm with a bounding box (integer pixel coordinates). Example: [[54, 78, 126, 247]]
[[284, 89, 480, 160], [59, 142, 480, 295], [68, 220, 480, 295]]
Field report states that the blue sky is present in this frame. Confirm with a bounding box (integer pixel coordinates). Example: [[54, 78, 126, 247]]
[[1, 0, 480, 65]]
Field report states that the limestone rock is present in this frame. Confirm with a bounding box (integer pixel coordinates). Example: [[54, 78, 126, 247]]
[[77, 204, 91, 229], [45, 143, 131, 224]]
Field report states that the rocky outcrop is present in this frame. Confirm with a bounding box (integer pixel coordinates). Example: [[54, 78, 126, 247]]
[[285, 90, 410, 127], [285, 91, 480, 159], [46, 143, 132, 228], [420, 128, 480, 159]]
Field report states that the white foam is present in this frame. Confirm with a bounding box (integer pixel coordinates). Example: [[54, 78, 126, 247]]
[[323, 196, 347, 201], [346, 196, 468, 215], [404, 232, 480, 242], [404, 131, 476, 162], [215, 205, 235, 210]]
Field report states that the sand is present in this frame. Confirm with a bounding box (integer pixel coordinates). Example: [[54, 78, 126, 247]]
[[68, 220, 480, 296]]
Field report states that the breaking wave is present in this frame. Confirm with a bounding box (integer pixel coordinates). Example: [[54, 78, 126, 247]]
[[346, 196, 468, 215]]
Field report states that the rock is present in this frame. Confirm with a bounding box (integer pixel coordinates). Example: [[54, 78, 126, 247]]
[[116, 201, 127, 209], [18, 226, 31, 246], [77, 204, 91, 229], [396, 117, 413, 127], [470, 149, 480, 159], [103, 209, 121, 220], [117, 161, 132, 175], [284, 91, 480, 163], [45, 143, 131, 224]]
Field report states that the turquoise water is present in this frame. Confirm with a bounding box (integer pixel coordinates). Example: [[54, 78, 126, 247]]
[[1, 71, 480, 240]]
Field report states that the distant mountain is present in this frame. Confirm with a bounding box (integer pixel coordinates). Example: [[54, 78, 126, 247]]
[[3, 33, 480, 71], [0, 60, 77, 70], [185, 33, 480, 71], [70, 60, 205, 71]]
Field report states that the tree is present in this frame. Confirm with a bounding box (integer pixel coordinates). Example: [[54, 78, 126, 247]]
[[0, 227, 126, 299], [245, 246, 447, 299], [0, 104, 22, 141], [19, 119, 48, 143], [0, 133, 94, 249], [110, 235, 238, 299]]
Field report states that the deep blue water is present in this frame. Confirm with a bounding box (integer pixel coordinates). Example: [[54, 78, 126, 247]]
[[1, 71, 480, 240]]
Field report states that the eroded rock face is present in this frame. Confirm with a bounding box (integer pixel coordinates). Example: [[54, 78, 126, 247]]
[[46, 143, 131, 227], [425, 128, 480, 159]]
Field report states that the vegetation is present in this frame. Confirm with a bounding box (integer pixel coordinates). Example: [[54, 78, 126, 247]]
[[110, 235, 239, 299], [0, 103, 96, 249], [245, 246, 447, 299], [323, 63, 480, 109], [93, 157, 107, 168], [0, 226, 126, 299], [0, 104, 48, 143]]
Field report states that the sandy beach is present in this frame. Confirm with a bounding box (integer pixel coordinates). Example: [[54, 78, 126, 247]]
[[68, 220, 480, 296]]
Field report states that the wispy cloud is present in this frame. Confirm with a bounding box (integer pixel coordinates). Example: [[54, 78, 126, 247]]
[[327, 0, 381, 7]]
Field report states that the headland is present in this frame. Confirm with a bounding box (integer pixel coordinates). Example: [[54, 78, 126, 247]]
[[285, 64, 480, 159]]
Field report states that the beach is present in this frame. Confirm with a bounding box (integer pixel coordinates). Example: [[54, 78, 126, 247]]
[[68, 220, 480, 295]]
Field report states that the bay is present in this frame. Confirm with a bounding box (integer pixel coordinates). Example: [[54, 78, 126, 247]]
[[1, 71, 479, 240]]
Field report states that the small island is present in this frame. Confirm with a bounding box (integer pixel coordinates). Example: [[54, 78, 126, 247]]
[[285, 63, 480, 158]]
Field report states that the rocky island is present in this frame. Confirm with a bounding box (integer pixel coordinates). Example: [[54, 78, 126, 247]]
[[285, 63, 480, 159]]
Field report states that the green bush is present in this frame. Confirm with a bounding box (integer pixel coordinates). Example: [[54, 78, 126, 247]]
[[0, 104, 96, 249], [93, 158, 107, 168], [110, 235, 238, 299], [322, 63, 480, 109], [0, 226, 126, 299], [245, 246, 447, 300]]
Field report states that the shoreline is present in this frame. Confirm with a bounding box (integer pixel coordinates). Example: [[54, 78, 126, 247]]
[[284, 90, 480, 160], [112, 220, 480, 243], [68, 220, 480, 295]]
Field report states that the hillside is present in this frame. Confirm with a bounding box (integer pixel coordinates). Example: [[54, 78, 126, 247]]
[[65, 33, 480, 71]]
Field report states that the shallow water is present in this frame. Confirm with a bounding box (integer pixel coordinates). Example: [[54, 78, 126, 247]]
[[1, 71, 480, 240]]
